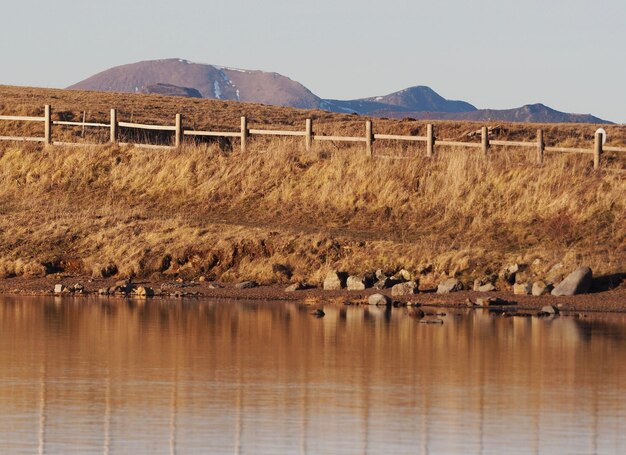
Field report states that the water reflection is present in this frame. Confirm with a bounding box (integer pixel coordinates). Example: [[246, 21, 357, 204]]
[[1, 296, 626, 454]]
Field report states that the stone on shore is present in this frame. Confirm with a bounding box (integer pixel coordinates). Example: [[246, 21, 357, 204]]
[[346, 276, 366, 291], [323, 271, 346, 291], [235, 281, 258, 290], [133, 286, 154, 297], [513, 282, 532, 295], [368, 293, 392, 306], [541, 305, 559, 315], [437, 278, 463, 294], [54, 284, 65, 294], [478, 283, 496, 292], [532, 281, 552, 296], [391, 281, 418, 296], [551, 267, 593, 296], [285, 282, 306, 292]]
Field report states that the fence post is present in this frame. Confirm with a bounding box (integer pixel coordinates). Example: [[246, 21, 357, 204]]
[[426, 124, 435, 157], [110, 109, 117, 144], [536, 129, 544, 165], [175, 114, 182, 148], [365, 120, 373, 157], [305, 119, 312, 151], [594, 131, 603, 170], [240, 116, 248, 152], [44, 105, 52, 145], [481, 126, 489, 156]]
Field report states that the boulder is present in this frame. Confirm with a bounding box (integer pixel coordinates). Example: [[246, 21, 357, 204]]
[[54, 284, 65, 294], [477, 297, 512, 307], [513, 282, 532, 295], [285, 282, 305, 292], [98, 288, 109, 296], [394, 269, 413, 282], [437, 278, 463, 294], [540, 305, 559, 315], [346, 276, 366, 291], [323, 271, 346, 290], [133, 286, 154, 297], [532, 281, 552, 296], [501, 264, 520, 285], [368, 293, 392, 306], [235, 281, 258, 290], [478, 283, 496, 292], [374, 277, 395, 289], [551, 267, 593, 296], [391, 281, 418, 296]]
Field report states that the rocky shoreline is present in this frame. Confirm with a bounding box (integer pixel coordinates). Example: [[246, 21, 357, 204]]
[[1, 263, 625, 315]]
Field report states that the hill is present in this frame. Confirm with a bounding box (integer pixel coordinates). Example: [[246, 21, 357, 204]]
[[68, 59, 611, 124], [0, 85, 624, 289]]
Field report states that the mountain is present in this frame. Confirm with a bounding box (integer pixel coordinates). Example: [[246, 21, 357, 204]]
[[69, 59, 611, 123], [69, 59, 322, 109]]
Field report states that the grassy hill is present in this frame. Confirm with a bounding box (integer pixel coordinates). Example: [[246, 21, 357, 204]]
[[0, 85, 624, 288]]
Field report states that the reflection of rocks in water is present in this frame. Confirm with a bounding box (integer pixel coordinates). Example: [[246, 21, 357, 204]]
[[574, 317, 626, 343]]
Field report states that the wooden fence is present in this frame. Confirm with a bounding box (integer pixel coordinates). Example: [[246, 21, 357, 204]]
[[1, 105, 625, 169]]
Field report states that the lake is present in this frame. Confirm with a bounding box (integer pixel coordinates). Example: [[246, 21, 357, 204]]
[[1, 296, 626, 454]]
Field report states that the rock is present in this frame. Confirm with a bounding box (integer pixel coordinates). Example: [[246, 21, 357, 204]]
[[54, 284, 65, 294], [436, 278, 463, 294], [285, 282, 306, 292], [374, 277, 394, 289], [133, 286, 154, 297], [407, 308, 425, 318], [551, 267, 593, 296], [391, 281, 418, 296], [235, 281, 258, 290], [368, 293, 392, 306], [323, 271, 346, 290], [541, 305, 559, 315], [501, 264, 520, 285], [98, 288, 109, 295], [311, 309, 325, 317], [392, 269, 412, 282], [477, 297, 511, 307], [207, 282, 224, 289], [375, 269, 387, 280], [513, 282, 532, 295], [197, 276, 206, 282], [72, 283, 85, 293], [478, 283, 496, 292], [346, 276, 366, 291], [420, 318, 444, 324], [465, 298, 476, 307], [532, 281, 552, 296]]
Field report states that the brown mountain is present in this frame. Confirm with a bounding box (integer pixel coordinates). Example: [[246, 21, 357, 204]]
[[69, 59, 322, 109], [69, 59, 611, 124]]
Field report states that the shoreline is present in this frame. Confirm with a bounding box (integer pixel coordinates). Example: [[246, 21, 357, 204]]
[[2, 275, 625, 314]]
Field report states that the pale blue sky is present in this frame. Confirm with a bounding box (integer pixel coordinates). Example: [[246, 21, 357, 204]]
[[2, 0, 624, 122]]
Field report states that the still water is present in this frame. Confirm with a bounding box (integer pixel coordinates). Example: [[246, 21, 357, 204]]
[[1, 296, 626, 454]]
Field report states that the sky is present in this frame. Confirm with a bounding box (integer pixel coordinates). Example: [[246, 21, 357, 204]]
[[1, 0, 625, 123]]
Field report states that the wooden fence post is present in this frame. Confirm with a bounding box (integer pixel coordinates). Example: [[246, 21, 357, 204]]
[[481, 126, 489, 156], [44, 105, 51, 145], [365, 120, 373, 157], [536, 129, 544, 165], [594, 131, 603, 170], [305, 119, 312, 151], [240, 116, 248, 152], [175, 114, 182, 148], [427, 124, 435, 157], [110, 109, 117, 144]]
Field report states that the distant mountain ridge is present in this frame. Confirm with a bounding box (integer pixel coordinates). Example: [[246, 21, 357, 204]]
[[68, 59, 611, 124]]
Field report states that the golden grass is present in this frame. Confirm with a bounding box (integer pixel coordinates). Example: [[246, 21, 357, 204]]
[[0, 135, 624, 286], [0, 85, 624, 286]]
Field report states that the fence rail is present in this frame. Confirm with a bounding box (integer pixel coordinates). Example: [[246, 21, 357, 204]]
[[0, 105, 625, 170]]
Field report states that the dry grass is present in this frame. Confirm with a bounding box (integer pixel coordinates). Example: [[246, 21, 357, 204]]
[[0, 85, 625, 286], [0, 137, 624, 286]]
